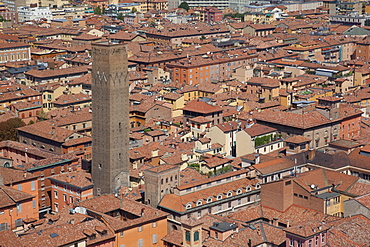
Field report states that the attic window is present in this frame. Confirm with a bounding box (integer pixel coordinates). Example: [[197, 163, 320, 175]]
[[237, 189, 242, 195], [255, 183, 261, 189], [186, 203, 192, 209], [196, 200, 202, 206], [207, 197, 212, 203], [246, 185, 252, 192], [227, 191, 233, 197], [217, 194, 222, 200]]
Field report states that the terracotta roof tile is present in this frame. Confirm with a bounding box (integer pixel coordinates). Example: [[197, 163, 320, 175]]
[[0, 167, 38, 185], [243, 124, 276, 137], [183, 99, 222, 114], [0, 185, 34, 208], [49, 171, 92, 189]]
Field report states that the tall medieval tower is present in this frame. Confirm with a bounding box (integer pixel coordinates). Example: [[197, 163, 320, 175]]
[[92, 42, 130, 196]]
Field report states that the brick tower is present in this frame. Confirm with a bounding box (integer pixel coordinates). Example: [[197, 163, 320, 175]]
[[92, 42, 129, 196]]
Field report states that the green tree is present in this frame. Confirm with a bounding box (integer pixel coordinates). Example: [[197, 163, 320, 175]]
[[178, 1, 189, 11], [117, 13, 124, 20], [0, 118, 25, 141], [131, 7, 138, 13], [37, 111, 48, 121], [224, 12, 245, 21], [94, 6, 102, 15]]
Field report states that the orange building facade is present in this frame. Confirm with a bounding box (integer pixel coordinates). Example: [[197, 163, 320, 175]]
[[115, 217, 168, 247], [340, 115, 361, 140], [49, 171, 93, 213], [0, 186, 38, 230], [167, 51, 258, 85]]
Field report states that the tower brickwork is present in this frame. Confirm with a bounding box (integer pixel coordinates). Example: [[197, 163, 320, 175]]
[[92, 42, 130, 196]]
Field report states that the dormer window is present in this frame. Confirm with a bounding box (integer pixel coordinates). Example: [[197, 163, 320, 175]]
[[207, 197, 212, 203], [227, 191, 233, 197], [246, 185, 252, 192], [217, 194, 222, 200], [186, 203, 192, 209], [255, 183, 261, 189], [236, 189, 242, 195], [196, 200, 202, 206]]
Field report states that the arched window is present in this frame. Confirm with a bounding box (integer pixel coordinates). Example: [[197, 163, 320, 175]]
[[194, 231, 199, 241]]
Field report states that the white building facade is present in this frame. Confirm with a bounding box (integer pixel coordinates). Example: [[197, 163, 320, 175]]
[[17, 6, 52, 22]]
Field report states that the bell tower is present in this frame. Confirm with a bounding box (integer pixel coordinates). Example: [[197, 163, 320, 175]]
[[91, 42, 130, 196]]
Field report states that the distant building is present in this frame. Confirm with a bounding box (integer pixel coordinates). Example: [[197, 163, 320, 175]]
[[17, 6, 52, 22]]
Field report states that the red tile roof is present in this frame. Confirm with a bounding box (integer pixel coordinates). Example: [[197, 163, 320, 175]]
[[183, 99, 222, 114]]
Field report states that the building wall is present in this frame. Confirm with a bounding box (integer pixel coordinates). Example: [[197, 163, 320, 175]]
[[115, 217, 168, 247], [286, 232, 328, 247], [144, 167, 180, 208], [171, 191, 260, 222], [18, 132, 63, 154], [0, 146, 44, 166], [42, 86, 67, 111], [145, 105, 172, 123], [50, 180, 93, 213], [354, 70, 370, 87], [235, 130, 253, 156], [325, 194, 352, 217], [340, 115, 361, 140], [10, 179, 39, 220], [0, 95, 41, 111], [355, 43, 370, 61], [0, 198, 37, 230], [261, 179, 323, 212], [207, 127, 230, 155], [27, 159, 82, 213], [0, 46, 30, 65], [256, 120, 339, 148], [18, 109, 40, 125]]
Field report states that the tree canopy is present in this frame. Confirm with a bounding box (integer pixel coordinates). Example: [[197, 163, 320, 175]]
[[94, 6, 105, 15], [178, 2, 189, 11], [224, 12, 245, 21], [117, 13, 124, 20], [0, 118, 25, 141]]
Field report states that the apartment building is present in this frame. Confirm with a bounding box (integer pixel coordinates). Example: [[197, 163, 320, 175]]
[[17, 6, 52, 22], [0, 42, 30, 65], [49, 171, 93, 213], [167, 50, 258, 85], [159, 170, 260, 223], [0, 167, 39, 230], [79, 194, 169, 247]]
